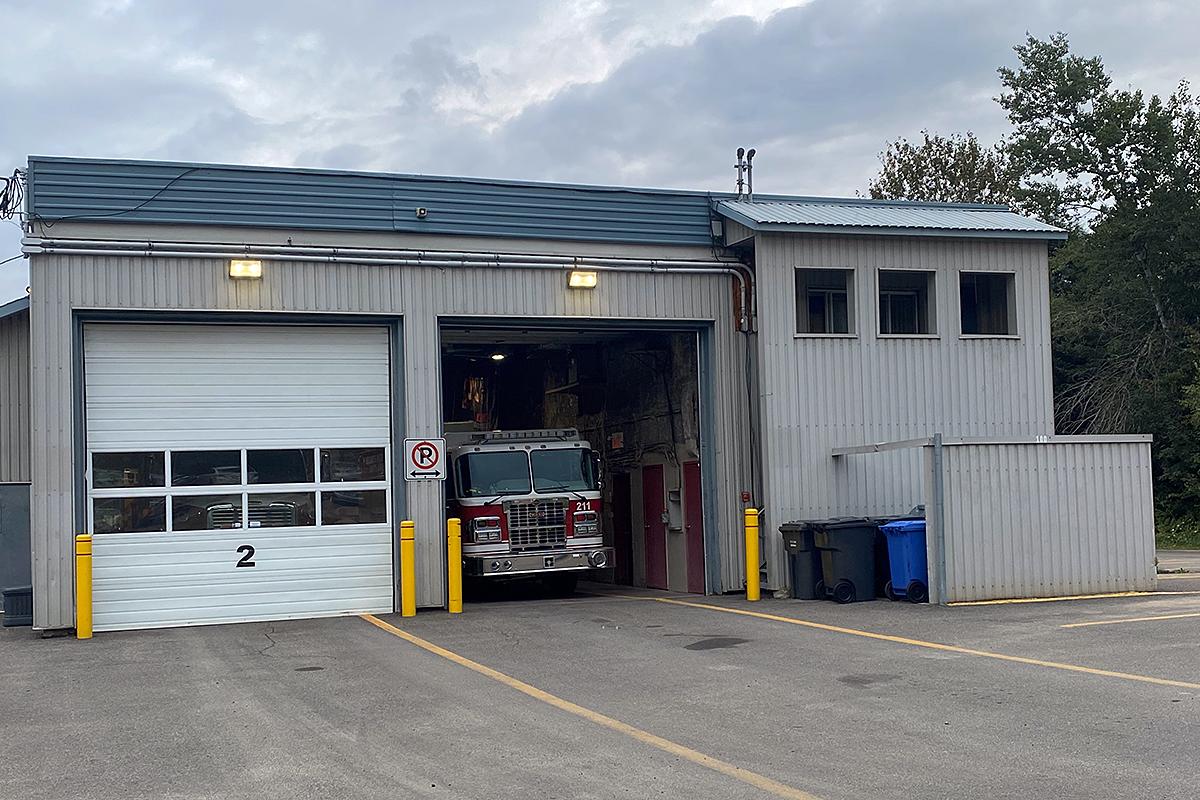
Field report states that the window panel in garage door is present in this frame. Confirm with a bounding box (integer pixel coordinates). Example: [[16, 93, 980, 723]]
[[83, 324, 395, 631], [88, 446, 390, 534]]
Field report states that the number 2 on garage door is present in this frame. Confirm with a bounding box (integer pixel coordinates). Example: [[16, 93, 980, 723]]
[[236, 544, 256, 567]]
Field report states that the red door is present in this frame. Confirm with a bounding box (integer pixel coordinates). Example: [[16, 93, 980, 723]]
[[683, 461, 705, 594], [642, 464, 667, 590]]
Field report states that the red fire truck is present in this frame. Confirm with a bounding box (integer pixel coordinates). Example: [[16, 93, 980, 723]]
[[446, 428, 612, 594]]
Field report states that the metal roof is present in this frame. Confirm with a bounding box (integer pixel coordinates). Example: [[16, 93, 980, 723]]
[[26, 157, 718, 246], [0, 296, 29, 320], [24, 156, 1065, 245], [717, 199, 1066, 240]]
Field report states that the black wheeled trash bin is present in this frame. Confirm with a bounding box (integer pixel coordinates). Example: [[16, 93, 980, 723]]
[[2, 586, 33, 627], [780, 522, 822, 600], [813, 518, 879, 603]]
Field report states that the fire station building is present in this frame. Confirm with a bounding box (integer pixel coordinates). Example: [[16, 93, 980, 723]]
[[0, 156, 1157, 632]]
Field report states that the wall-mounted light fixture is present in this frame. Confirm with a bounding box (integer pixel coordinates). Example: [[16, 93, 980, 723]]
[[567, 269, 598, 289], [228, 259, 263, 279], [489, 353, 506, 362]]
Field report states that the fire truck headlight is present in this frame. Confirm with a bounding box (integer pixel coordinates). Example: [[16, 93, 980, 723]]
[[573, 510, 599, 535], [588, 550, 608, 568], [472, 516, 502, 542]]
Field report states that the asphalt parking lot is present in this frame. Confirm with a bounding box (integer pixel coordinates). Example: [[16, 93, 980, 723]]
[[2, 570, 1198, 800]]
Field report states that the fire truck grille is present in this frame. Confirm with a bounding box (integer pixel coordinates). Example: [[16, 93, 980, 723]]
[[249, 502, 298, 527], [205, 504, 241, 529], [205, 502, 298, 529], [505, 499, 568, 550]]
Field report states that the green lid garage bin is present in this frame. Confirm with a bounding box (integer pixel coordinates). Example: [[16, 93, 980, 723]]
[[779, 522, 823, 600]]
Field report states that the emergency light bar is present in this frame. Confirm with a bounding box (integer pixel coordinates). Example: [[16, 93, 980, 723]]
[[471, 428, 580, 443]]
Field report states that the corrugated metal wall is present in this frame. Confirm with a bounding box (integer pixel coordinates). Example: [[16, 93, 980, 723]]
[[754, 233, 1054, 586], [28, 242, 752, 628], [939, 441, 1156, 601], [0, 307, 31, 483], [723, 218, 755, 245]]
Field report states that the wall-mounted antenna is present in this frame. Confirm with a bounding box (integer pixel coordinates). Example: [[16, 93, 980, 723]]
[[735, 148, 746, 199], [745, 148, 756, 202]]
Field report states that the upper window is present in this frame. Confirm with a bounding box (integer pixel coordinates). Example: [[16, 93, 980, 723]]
[[796, 268, 854, 335], [321, 448, 387, 483], [172, 450, 241, 486], [878, 270, 936, 335], [248, 449, 315, 484], [92, 452, 165, 489], [960, 272, 1016, 336]]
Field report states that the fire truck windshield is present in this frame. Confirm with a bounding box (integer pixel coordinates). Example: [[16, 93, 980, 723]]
[[455, 451, 532, 497], [531, 448, 598, 493]]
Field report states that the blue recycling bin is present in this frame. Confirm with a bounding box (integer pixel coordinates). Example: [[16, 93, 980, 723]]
[[880, 519, 928, 603]]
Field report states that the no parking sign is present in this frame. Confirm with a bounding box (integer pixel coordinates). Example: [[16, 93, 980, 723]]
[[404, 438, 446, 481]]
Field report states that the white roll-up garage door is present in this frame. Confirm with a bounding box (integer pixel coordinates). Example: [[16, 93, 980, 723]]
[[84, 323, 394, 631]]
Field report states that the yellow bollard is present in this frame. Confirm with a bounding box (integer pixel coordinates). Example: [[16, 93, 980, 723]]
[[400, 520, 417, 618], [447, 517, 463, 614], [744, 508, 760, 602], [75, 534, 93, 639]]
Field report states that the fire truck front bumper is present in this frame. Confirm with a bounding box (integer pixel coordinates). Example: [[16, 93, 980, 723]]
[[464, 547, 614, 577]]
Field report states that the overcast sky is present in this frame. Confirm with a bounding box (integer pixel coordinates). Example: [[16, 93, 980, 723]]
[[2, 0, 1199, 301]]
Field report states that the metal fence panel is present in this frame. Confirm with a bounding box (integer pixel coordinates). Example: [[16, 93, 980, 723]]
[[940, 441, 1156, 602]]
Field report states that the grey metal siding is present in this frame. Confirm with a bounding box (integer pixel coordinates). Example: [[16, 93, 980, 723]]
[[939, 441, 1156, 601], [723, 218, 755, 246], [27, 157, 718, 246], [0, 307, 31, 483], [28, 243, 750, 628], [754, 233, 1054, 586]]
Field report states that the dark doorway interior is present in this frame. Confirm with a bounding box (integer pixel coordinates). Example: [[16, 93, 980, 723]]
[[440, 322, 706, 592], [611, 473, 633, 586]]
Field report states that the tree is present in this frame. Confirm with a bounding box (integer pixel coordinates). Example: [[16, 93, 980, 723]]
[[869, 34, 1200, 532], [867, 131, 1018, 205]]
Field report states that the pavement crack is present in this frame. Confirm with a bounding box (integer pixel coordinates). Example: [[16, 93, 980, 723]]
[[257, 627, 278, 657]]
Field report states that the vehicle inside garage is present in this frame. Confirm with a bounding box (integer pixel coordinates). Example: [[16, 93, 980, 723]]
[[440, 321, 708, 594]]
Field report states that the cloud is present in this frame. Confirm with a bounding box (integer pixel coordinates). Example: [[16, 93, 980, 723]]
[[2, 0, 1200, 302], [462, 0, 1200, 194]]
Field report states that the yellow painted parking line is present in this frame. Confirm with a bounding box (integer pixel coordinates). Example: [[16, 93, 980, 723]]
[[359, 614, 821, 800], [1061, 611, 1200, 628], [948, 590, 1200, 605], [650, 598, 1200, 691]]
